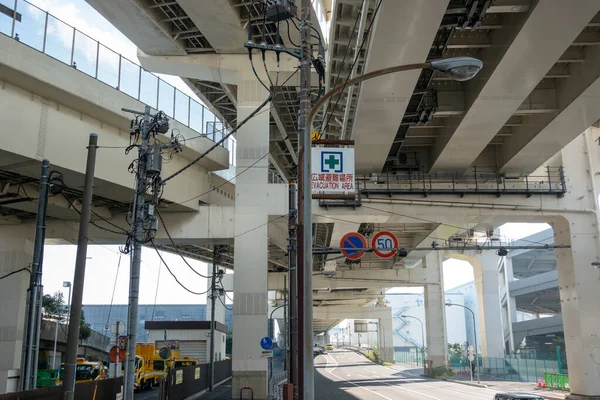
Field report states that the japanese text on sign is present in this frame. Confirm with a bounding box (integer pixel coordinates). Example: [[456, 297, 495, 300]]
[[311, 147, 355, 193]]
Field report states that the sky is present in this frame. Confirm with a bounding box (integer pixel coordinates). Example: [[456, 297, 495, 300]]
[[21, 0, 554, 304]]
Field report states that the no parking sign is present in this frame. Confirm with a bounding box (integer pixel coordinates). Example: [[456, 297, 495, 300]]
[[371, 231, 398, 258]]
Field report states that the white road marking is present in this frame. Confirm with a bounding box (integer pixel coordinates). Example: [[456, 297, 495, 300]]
[[357, 373, 442, 400], [324, 354, 393, 400]]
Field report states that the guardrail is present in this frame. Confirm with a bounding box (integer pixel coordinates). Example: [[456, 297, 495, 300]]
[[1, 0, 232, 148], [544, 372, 569, 391]]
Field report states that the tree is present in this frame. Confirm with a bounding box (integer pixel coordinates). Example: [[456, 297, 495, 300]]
[[79, 311, 92, 341], [447, 343, 465, 357], [42, 292, 65, 319], [42, 291, 91, 341]]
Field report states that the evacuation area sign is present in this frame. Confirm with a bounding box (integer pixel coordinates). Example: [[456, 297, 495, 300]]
[[311, 147, 355, 193]]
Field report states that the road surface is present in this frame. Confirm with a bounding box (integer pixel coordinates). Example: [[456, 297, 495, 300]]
[[315, 350, 505, 400]]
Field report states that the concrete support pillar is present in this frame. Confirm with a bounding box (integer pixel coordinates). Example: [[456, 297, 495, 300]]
[[502, 257, 518, 353], [0, 228, 33, 394], [554, 215, 600, 399], [231, 73, 271, 399], [378, 309, 393, 363], [471, 252, 505, 358], [423, 252, 447, 368]]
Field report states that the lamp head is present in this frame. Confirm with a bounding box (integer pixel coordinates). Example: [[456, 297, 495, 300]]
[[430, 57, 483, 81], [400, 315, 408, 318], [445, 303, 453, 306], [63, 281, 71, 288]]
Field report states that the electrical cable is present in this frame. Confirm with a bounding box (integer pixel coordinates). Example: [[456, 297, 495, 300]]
[[224, 291, 234, 302], [155, 208, 212, 278], [150, 239, 213, 296], [234, 215, 287, 238], [320, 0, 382, 137], [218, 295, 233, 311], [151, 255, 162, 322], [161, 94, 273, 184], [61, 193, 129, 236], [317, 0, 366, 136], [0, 267, 30, 280], [285, 19, 300, 47], [105, 254, 122, 332]]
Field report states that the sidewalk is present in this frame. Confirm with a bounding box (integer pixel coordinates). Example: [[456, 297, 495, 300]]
[[387, 363, 567, 399], [185, 379, 232, 400]]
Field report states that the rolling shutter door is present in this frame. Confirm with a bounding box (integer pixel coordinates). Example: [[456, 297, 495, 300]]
[[176, 341, 207, 363]]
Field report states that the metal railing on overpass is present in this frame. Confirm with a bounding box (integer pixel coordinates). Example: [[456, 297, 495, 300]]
[[358, 166, 567, 197], [0, 0, 234, 156]]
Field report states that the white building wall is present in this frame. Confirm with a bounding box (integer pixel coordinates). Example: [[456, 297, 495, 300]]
[[385, 292, 466, 350]]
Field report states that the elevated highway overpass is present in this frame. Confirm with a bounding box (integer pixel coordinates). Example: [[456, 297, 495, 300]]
[[2, 0, 600, 398]]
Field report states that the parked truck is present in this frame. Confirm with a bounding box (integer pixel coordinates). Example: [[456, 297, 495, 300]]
[[133, 343, 165, 392], [55, 358, 106, 386]]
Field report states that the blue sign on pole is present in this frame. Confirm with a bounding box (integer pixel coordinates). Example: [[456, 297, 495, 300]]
[[260, 337, 273, 350], [340, 232, 367, 260]]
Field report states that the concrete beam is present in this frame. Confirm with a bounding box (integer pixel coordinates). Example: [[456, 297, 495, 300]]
[[312, 306, 392, 320], [351, 0, 450, 174], [138, 52, 302, 86], [85, 0, 187, 56], [509, 270, 558, 297], [500, 44, 600, 173], [177, 0, 247, 53], [430, 0, 600, 172]]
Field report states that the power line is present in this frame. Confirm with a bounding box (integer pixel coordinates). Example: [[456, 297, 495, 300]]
[[218, 295, 232, 311], [155, 208, 212, 278], [61, 192, 129, 236], [0, 267, 30, 280], [105, 254, 122, 331], [150, 239, 213, 296], [151, 254, 162, 322]]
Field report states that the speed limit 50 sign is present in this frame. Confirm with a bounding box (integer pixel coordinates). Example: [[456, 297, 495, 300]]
[[371, 231, 399, 259]]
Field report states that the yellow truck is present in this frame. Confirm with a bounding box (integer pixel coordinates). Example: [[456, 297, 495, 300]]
[[134, 343, 165, 392], [56, 358, 106, 385]]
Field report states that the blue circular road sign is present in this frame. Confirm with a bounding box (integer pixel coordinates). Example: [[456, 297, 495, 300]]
[[260, 336, 273, 350], [340, 232, 367, 260]]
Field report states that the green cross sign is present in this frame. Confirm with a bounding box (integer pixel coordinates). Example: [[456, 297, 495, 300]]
[[324, 155, 340, 170]]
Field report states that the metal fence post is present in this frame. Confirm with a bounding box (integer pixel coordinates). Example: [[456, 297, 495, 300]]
[[70, 28, 76, 66], [11, 0, 17, 39], [95, 41, 100, 78], [117, 55, 122, 89], [42, 12, 48, 52]]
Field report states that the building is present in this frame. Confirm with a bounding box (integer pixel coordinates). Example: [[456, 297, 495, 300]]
[[499, 229, 563, 356], [145, 321, 227, 364], [385, 292, 467, 353], [83, 304, 234, 343]]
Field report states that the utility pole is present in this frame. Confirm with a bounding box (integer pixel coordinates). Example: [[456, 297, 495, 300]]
[[125, 105, 151, 400], [122, 106, 176, 400], [21, 159, 50, 391], [287, 183, 298, 393], [62, 134, 98, 400], [297, 0, 313, 398], [208, 246, 221, 392]]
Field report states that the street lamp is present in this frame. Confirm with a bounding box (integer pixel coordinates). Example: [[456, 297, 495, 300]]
[[401, 315, 425, 366], [446, 303, 479, 383], [63, 282, 72, 326], [299, 56, 483, 396], [51, 282, 72, 370]]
